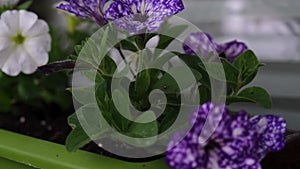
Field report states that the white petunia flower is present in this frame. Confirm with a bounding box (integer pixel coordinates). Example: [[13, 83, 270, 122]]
[[0, 10, 51, 76], [0, 0, 19, 7]]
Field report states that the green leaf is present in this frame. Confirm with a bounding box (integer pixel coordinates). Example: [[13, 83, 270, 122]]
[[0, 92, 11, 113], [95, 82, 109, 112], [71, 86, 96, 105], [68, 113, 80, 129], [153, 72, 179, 94], [205, 62, 226, 82], [158, 107, 180, 133], [100, 27, 110, 57], [99, 56, 117, 76], [120, 39, 138, 52], [129, 111, 157, 136], [126, 111, 158, 147], [134, 69, 151, 98], [152, 52, 176, 68], [82, 69, 105, 84], [227, 87, 272, 108], [66, 104, 109, 152], [66, 111, 89, 152], [222, 58, 239, 86], [109, 100, 131, 132], [232, 50, 263, 86], [66, 126, 90, 152], [111, 89, 132, 124], [199, 86, 211, 104], [157, 25, 188, 50], [175, 52, 211, 88], [17, 78, 40, 101], [17, 0, 33, 10], [242, 63, 264, 86], [233, 50, 259, 70], [74, 45, 82, 55]]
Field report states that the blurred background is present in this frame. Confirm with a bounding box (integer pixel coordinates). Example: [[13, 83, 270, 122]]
[[179, 0, 300, 130]]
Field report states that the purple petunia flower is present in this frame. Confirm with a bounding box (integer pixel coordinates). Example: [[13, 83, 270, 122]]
[[57, 0, 109, 26], [104, 0, 184, 34], [183, 32, 248, 62], [166, 102, 286, 169]]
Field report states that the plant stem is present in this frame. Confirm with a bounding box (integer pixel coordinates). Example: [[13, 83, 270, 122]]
[[137, 49, 144, 74], [117, 47, 135, 77]]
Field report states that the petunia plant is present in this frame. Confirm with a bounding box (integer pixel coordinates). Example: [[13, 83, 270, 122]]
[[0, 0, 289, 168], [0, 2, 80, 116]]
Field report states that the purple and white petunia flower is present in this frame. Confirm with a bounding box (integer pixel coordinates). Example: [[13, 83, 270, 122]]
[[166, 102, 286, 169], [57, 0, 109, 26], [183, 32, 248, 62], [104, 0, 184, 34]]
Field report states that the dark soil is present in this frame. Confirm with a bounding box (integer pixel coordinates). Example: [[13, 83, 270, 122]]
[[0, 103, 105, 155], [0, 103, 162, 162]]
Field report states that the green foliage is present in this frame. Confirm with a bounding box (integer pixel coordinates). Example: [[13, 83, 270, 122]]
[[66, 125, 90, 152], [220, 50, 272, 107], [135, 70, 151, 99], [127, 111, 158, 147], [156, 25, 188, 50], [0, 71, 73, 114], [66, 31, 272, 152], [232, 50, 264, 87], [227, 87, 272, 108], [16, 0, 33, 10], [66, 104, 109, 152]]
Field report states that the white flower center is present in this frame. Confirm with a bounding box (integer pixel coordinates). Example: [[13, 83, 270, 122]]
[[12, 33, 26, 45]]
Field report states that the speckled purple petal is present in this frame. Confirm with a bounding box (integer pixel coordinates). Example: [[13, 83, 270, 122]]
[[104, 0, 133, 20], [208, 149, 262, 169], [187, 102, 228, 145], [166, 102, 286, 169], [104, 0, 184, 33], [183, 32, 248, 62], [218, 40, 248, 62], [183, 32, 218, 57], [250, 115, 286, 160], [166, 135, 207, 169], [57, 0, 108, 26]]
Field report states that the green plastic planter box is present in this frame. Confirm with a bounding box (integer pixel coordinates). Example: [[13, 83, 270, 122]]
[[0, 129, 170, 169]]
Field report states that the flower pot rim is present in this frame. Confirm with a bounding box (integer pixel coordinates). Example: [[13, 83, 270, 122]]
[[0, 129, 169, 169]]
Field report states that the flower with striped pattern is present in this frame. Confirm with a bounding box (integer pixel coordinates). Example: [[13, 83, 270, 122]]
[[57, 0, 109, 26], [104, 0, 184, 34], [166, 102, 286, 169], [183, 32, 248, 62]]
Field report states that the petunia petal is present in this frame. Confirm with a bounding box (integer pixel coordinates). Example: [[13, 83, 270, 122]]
[[104, 0, 133, 20], [24, 34, 51, 65], [218, 40, 248, 62], [0, 37, 12, 51], [57, 0, 108, 26], [19, 10, 38, 34], [166, 102, 286, 169], [250, 115, 286, 160], [104, 0, 184, 34], [0, 20, 14, 37], [0, 38, 14, 68], [1, 48, 22, 76], [0, 10, 19, 36], [20, 52, 38, 74], [183, 32, 219, 58], [23, 20, 49, 37], [167, 135, 207, 169]]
